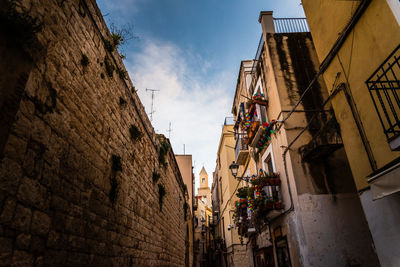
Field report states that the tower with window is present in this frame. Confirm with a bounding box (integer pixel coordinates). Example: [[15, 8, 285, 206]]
[[198, 166, 211, 208]]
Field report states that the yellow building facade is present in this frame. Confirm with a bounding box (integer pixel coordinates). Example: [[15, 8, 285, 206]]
[[302, 1, 400, 265], [212, 120, 249, 267]]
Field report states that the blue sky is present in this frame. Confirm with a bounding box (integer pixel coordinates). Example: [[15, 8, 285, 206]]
[[97, 0, 305, 190]]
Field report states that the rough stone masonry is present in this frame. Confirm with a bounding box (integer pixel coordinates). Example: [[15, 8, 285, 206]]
[[0, 0, 187, 266]]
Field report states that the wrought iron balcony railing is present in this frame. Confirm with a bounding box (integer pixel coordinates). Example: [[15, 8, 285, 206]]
[[366, 44, 400, 149], [274, 18, 310, 33]]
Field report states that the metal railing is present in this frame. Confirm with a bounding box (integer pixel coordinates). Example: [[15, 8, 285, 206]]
[[274, 18, 309, 33], [224, 117, 234, 125], [251, 34, 265, 74], [366, 44, 400, 141], [235, 134, 249, 161]]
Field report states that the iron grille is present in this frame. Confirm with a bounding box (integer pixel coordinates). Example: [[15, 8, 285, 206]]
[[235, 133, 248, 161], [274, 18, 309, 33], [366, 44, 400, 141]]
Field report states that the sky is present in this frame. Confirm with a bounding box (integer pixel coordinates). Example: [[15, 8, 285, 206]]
[[97, 0, 305, 191]]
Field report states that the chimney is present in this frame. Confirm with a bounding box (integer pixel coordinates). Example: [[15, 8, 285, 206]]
[[259, 11, 275, 34]]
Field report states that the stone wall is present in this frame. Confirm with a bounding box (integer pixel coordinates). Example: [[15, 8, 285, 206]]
[[0, 0, 186, 266]]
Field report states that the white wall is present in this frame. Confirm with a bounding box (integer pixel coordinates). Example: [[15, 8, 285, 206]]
[[360, 190, 400, 267], [298, 193, 380, 267]]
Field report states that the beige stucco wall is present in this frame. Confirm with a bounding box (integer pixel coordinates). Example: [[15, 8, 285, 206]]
[[302, 0, 400, 190], [176, 154, 194, 210]]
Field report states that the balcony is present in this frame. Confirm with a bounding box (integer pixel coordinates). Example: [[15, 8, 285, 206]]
[[299, 113, 343, 161], [235, 134, 249, 165], [244, 97, 269, 148], [366, 44, 400, 150]]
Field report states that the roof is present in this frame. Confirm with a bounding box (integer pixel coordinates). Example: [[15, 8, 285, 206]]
[[200, 166, 207, 175]]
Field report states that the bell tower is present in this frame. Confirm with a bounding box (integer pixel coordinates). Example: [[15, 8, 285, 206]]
[[198, 166, 211, 207]]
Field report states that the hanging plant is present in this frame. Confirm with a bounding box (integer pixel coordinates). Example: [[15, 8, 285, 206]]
[[158, 184, 166, 211]]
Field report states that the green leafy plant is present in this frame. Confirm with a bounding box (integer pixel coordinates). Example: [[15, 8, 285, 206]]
[[129, 125, 143, 142], [100, 73, 105, 79], [104, 38, 115, 52], [236, 187, 248, 199], [116, 67, 128, 80], [131, 86, 136, 93], [158, 184, 166, 211], [152, 172, 161, 183], [81, 53, 89, 66], [159, 141, 171, 167], [104, 57, 114, 78]]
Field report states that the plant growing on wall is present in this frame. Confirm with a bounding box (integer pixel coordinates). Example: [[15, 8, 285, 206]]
[[129, 124, 143, 142], [109, 154, 122, 204], [119, 97, 127, 107], [158, 184, 166, 211], [81, 53, 89, 66], [152, 171, 160, 183], [158, 140, 171, 167], [116, 67, 128, 80], [104, 57, 114, 78]]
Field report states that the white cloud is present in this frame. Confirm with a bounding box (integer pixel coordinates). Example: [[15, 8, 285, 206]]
[[126, 39, 233, 192]]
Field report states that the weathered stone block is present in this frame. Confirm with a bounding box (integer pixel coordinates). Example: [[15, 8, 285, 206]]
[[11, 250, 34, 266], [15, 233, 31, 250], [31, 211, 51, 236], [17, 177, 48, 210], [0, 158, 23, 194], [11, 204, 32, 232], [0, 237, 13, 265]]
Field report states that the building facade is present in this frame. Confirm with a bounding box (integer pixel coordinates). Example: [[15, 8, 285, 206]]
[[301, 1, 400, 266], [229, 11, 380, 267], [194, 168, 213, 267], [175, 154, 195, 267], [212, 119, 249, 267]]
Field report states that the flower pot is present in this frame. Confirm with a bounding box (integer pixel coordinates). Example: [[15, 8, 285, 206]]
[[275, 201, 282, 209]]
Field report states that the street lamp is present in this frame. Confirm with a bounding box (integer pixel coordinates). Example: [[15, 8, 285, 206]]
[[229, 161, 239, 178]]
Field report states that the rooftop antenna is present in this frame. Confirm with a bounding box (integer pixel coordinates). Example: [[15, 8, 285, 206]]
[[183, 144, 185, 155], [167, 122, 172, 139], [145, 88, 160, 121]]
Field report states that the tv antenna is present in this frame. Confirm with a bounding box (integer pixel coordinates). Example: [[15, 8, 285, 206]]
[[145, 88, 160, 121], [166, 122, 172, 139]]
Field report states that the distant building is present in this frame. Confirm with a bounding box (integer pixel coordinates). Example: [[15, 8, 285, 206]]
[[175, 155, 195, 267], [198, 167, 211, 207], [194, 168, 213, 267]]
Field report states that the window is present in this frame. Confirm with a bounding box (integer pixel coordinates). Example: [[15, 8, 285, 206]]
[[202, 178, 205, 183], [366, 44, 400, 149], [262, 145, 276, 173]]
